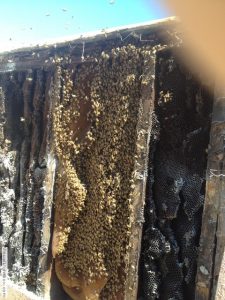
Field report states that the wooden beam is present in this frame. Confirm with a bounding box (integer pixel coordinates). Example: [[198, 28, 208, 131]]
[[195, 86, 225, 300], [124, 49, 156, 300], [0, 18, 178, 73], [213, 87, 225, 300]]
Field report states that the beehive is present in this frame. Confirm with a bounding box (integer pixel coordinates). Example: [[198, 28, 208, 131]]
[[0, 17, 223, 300]]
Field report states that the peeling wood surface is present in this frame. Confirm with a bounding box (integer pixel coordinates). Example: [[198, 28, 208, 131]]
[[195, 87, 225, 300]]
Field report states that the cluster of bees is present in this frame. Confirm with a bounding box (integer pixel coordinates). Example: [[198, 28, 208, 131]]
[[52, 44, 153, 299]]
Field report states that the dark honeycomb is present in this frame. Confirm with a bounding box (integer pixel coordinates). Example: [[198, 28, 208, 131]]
[[138, 50, 213, 300]]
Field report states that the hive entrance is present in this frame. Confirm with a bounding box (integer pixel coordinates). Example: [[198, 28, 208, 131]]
[[138, 49, 214, 300]]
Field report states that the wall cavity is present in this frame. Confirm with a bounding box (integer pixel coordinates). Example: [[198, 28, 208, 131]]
[[52, 44, 155, 300], [0, 42, 215, 300], [138, 50, 214, 300]]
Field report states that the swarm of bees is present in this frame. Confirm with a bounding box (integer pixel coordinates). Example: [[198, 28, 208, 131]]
[[52, 44, 154, 299]]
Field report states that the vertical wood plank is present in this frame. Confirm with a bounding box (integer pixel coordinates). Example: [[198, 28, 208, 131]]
[[195, 86, 225, 300], [213, 88, 225, 300], [124, 50, 156, 300]]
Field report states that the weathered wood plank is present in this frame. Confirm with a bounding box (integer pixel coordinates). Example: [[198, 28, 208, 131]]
[[213, 88, 225, 300], [195, 87, 225, 300], [124, 49, 156, 300]]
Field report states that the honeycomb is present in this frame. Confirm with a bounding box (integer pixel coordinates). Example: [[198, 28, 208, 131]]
[[138, 50, 213, 300], [52, 44, 154, 299]]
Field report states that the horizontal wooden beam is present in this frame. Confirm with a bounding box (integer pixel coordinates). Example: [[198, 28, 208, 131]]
[[0, 18, 178, 72]]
